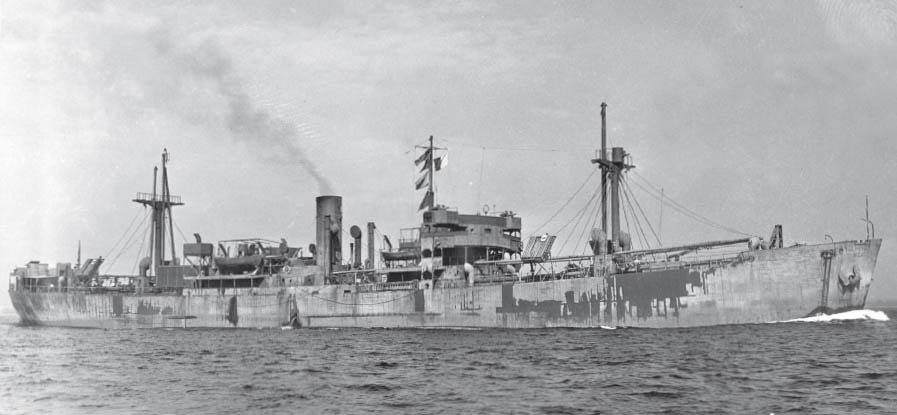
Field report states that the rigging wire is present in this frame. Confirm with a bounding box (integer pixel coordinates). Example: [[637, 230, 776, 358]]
[[554, 185, 599, 236], [172, 219, 206, 276], [571, 188, 599, 255], [620, 184, 640, 249], [530, 167, 600, 236], [555, 186, 600, 254], [621, 178, 652, 249], [623, 179, 658, 263], [622, 177, 662, 246], [622, 180, 650, 251], [104, 212, 149, 269], [581, 179, 606, 255], [439, 138, 595, 153], [130, 223, 151, 275], [103, 208, 145, 260], [104, 212, 151, 272], [630, 171, 749, 236], [173, 220, 191, 246], [628, 171, 753, 237], [374, 226, 387, 251], [577, 185, 604, 255], [142, 218, 153, 263], [620, 189, 633, 248], [114, 223, 149, 272]]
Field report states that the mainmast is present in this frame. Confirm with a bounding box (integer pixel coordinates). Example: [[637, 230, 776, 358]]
[[600, 103, 607, 235], [133, 149, 184, 276], [591, 103, 633, 253]]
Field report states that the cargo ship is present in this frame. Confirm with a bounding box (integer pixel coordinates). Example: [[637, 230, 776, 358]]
[[8, 104, 881, 329]]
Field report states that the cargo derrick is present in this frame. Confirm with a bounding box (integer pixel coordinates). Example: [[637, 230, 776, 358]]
[[471, 103, 858, 300], [132, 149, 189, 290]]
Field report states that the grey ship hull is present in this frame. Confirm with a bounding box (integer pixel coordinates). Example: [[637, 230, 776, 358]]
[[10, 240, 880, 329]]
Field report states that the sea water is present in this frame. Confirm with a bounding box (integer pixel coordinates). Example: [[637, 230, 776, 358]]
[[1, 309, 895, 414]]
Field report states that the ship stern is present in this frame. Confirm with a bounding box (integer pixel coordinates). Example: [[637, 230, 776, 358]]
[[9, 289, 42, 325]]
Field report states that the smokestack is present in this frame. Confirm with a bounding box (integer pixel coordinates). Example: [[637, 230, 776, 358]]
[[367, 222, 376, 270], [350, 225, 362, 269], [315, 196, 342, 281]]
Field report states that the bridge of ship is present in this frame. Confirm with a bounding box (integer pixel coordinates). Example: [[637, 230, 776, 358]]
[[379, 206, 523, 282]]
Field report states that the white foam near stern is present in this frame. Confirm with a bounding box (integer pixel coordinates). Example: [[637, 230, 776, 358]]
[[784, 309, 890, 323]]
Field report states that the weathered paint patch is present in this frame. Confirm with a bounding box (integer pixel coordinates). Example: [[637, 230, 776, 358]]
[[137, 301, 160, 315], [615, 269, 696, 301], [112, 295, 123, 317], [502, 298, 563, 317], [226, 296, 239, 326], [496, 283, 604, 319], [496, 283, 564, 318], [615, 269, 698, 319], [501, 283, 514, 309], [413, 290, 425, 312], [563, 290, 602, 318], [496, 270, 699, 322]]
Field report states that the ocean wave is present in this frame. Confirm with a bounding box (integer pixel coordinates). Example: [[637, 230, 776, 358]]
[[414, 326, 483, 331], [782, 309, 890, 323]]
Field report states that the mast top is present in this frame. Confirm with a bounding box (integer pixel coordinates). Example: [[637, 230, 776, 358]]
[[133, 149, 184, 206]]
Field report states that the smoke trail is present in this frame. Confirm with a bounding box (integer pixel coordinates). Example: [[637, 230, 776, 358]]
[[154, 32, 334, 194]]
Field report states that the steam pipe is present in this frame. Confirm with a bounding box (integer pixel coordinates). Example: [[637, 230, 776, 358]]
[[350, 225, 362, 268], [367, 222, 376, 269]]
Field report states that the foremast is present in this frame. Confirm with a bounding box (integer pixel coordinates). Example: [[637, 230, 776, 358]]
[[132, 149, 184, 278]]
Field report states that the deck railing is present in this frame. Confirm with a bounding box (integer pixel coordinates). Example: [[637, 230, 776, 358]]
[[356, 281, 418, 293], [134, 192, 182, 204]]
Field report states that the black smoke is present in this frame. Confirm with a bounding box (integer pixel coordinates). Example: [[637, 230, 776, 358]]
[[152, 31, 334, 194]]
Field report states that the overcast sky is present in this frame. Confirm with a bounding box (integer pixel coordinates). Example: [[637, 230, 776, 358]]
[[2, 0, 897, 312]]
